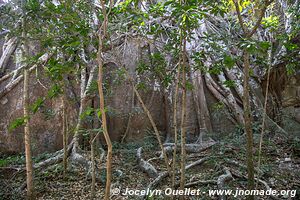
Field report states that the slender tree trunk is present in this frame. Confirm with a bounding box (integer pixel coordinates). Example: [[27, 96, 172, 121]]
[[257, 42, 272, 185], [97, 58, 112, 200], [171, 67, 180, 189], [24, 59, 34, 200], [62, 96, 68, 177], [243, 51, 255, 196], [22, 1, 34, 197], [98, 2, 113, 198], [233, 2, 271, 197], [179, 37, 187, 193], [162, 87, 171, 142]]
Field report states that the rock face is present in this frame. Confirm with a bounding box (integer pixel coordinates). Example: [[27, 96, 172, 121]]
[[0, 72, 78, 154], [282, 75, 300, 108]]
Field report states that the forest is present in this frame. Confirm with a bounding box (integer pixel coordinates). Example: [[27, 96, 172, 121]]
[[0, 0, 299, 199]]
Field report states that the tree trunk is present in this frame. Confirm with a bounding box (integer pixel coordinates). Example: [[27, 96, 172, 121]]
[[97, 53, 112, 200], [97, 36, 113, 200], [171, 67, 180, 189], [179, 37, 187, 193], [188, 71, 202, 139], [21, 1, 34, 196], [24, 60, 34, 199], [233, 2, 272, 198], [98, 2, 113, 198], [243, 51, 255, 196], [198, 73, 212, 132], [162, 87, 171, 143], [62, 96, 68, 177]]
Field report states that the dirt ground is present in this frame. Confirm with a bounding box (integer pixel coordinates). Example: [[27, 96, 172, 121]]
[[1, 131, 300, 200]]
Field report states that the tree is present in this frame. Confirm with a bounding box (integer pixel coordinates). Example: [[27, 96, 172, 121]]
[[233, 0, 273, 198], [21, 0, 34, 198], [97, 0, 113, 199], [23, 47, 34, 200]]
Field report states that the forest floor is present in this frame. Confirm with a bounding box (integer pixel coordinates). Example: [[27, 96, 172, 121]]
[[1, 130, 300, 200]]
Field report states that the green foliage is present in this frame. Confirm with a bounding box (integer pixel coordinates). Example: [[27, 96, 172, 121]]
[[0, 154, 26, 167], [185, 81, 194, 91], [30, 97, 45, 114], [212, 102, 225, 111], [87, 80, 98, 95], [262, 15, 279, 31], [25, 0, 41, 12], [222, 79, 236, 88], [80, 107, 95, 121], [223, 54, 235, 69], [136, 82, 147, 91], [9, 117, 28, 132], [136, 62, 150, 75], [47, 84, 62, 99]]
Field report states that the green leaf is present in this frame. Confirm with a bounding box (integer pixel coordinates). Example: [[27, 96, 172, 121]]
[[223, 80, 236, 88], [97, 109, 102, 118], [9, 117, 28, 132], [47, 84, 62, 98], [186, 81, 194, 90], [81, 107, 95, 119], [224, 54, 235, 69], [31, 97, 45, 113]]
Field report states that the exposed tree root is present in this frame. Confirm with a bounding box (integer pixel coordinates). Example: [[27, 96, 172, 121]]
[[1, 142, 74, 179], [137, 147, 158, 178], [225, 68, 243, 103], [17, 139, 106, 192], [34, 141, 73, 170], [173, 157, 212, 188], [217, 73, 244, 124], [257, 179, 281, 200], [205, 74, 238, 125], [146, 156, 210, 192], [70, 147, 92, 170], [217, 167, 233, 200], [162, 140, 216, 154], [185, 180, 217, 187], [146, 171, 169, 191], [185, 157, 210, 169]]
